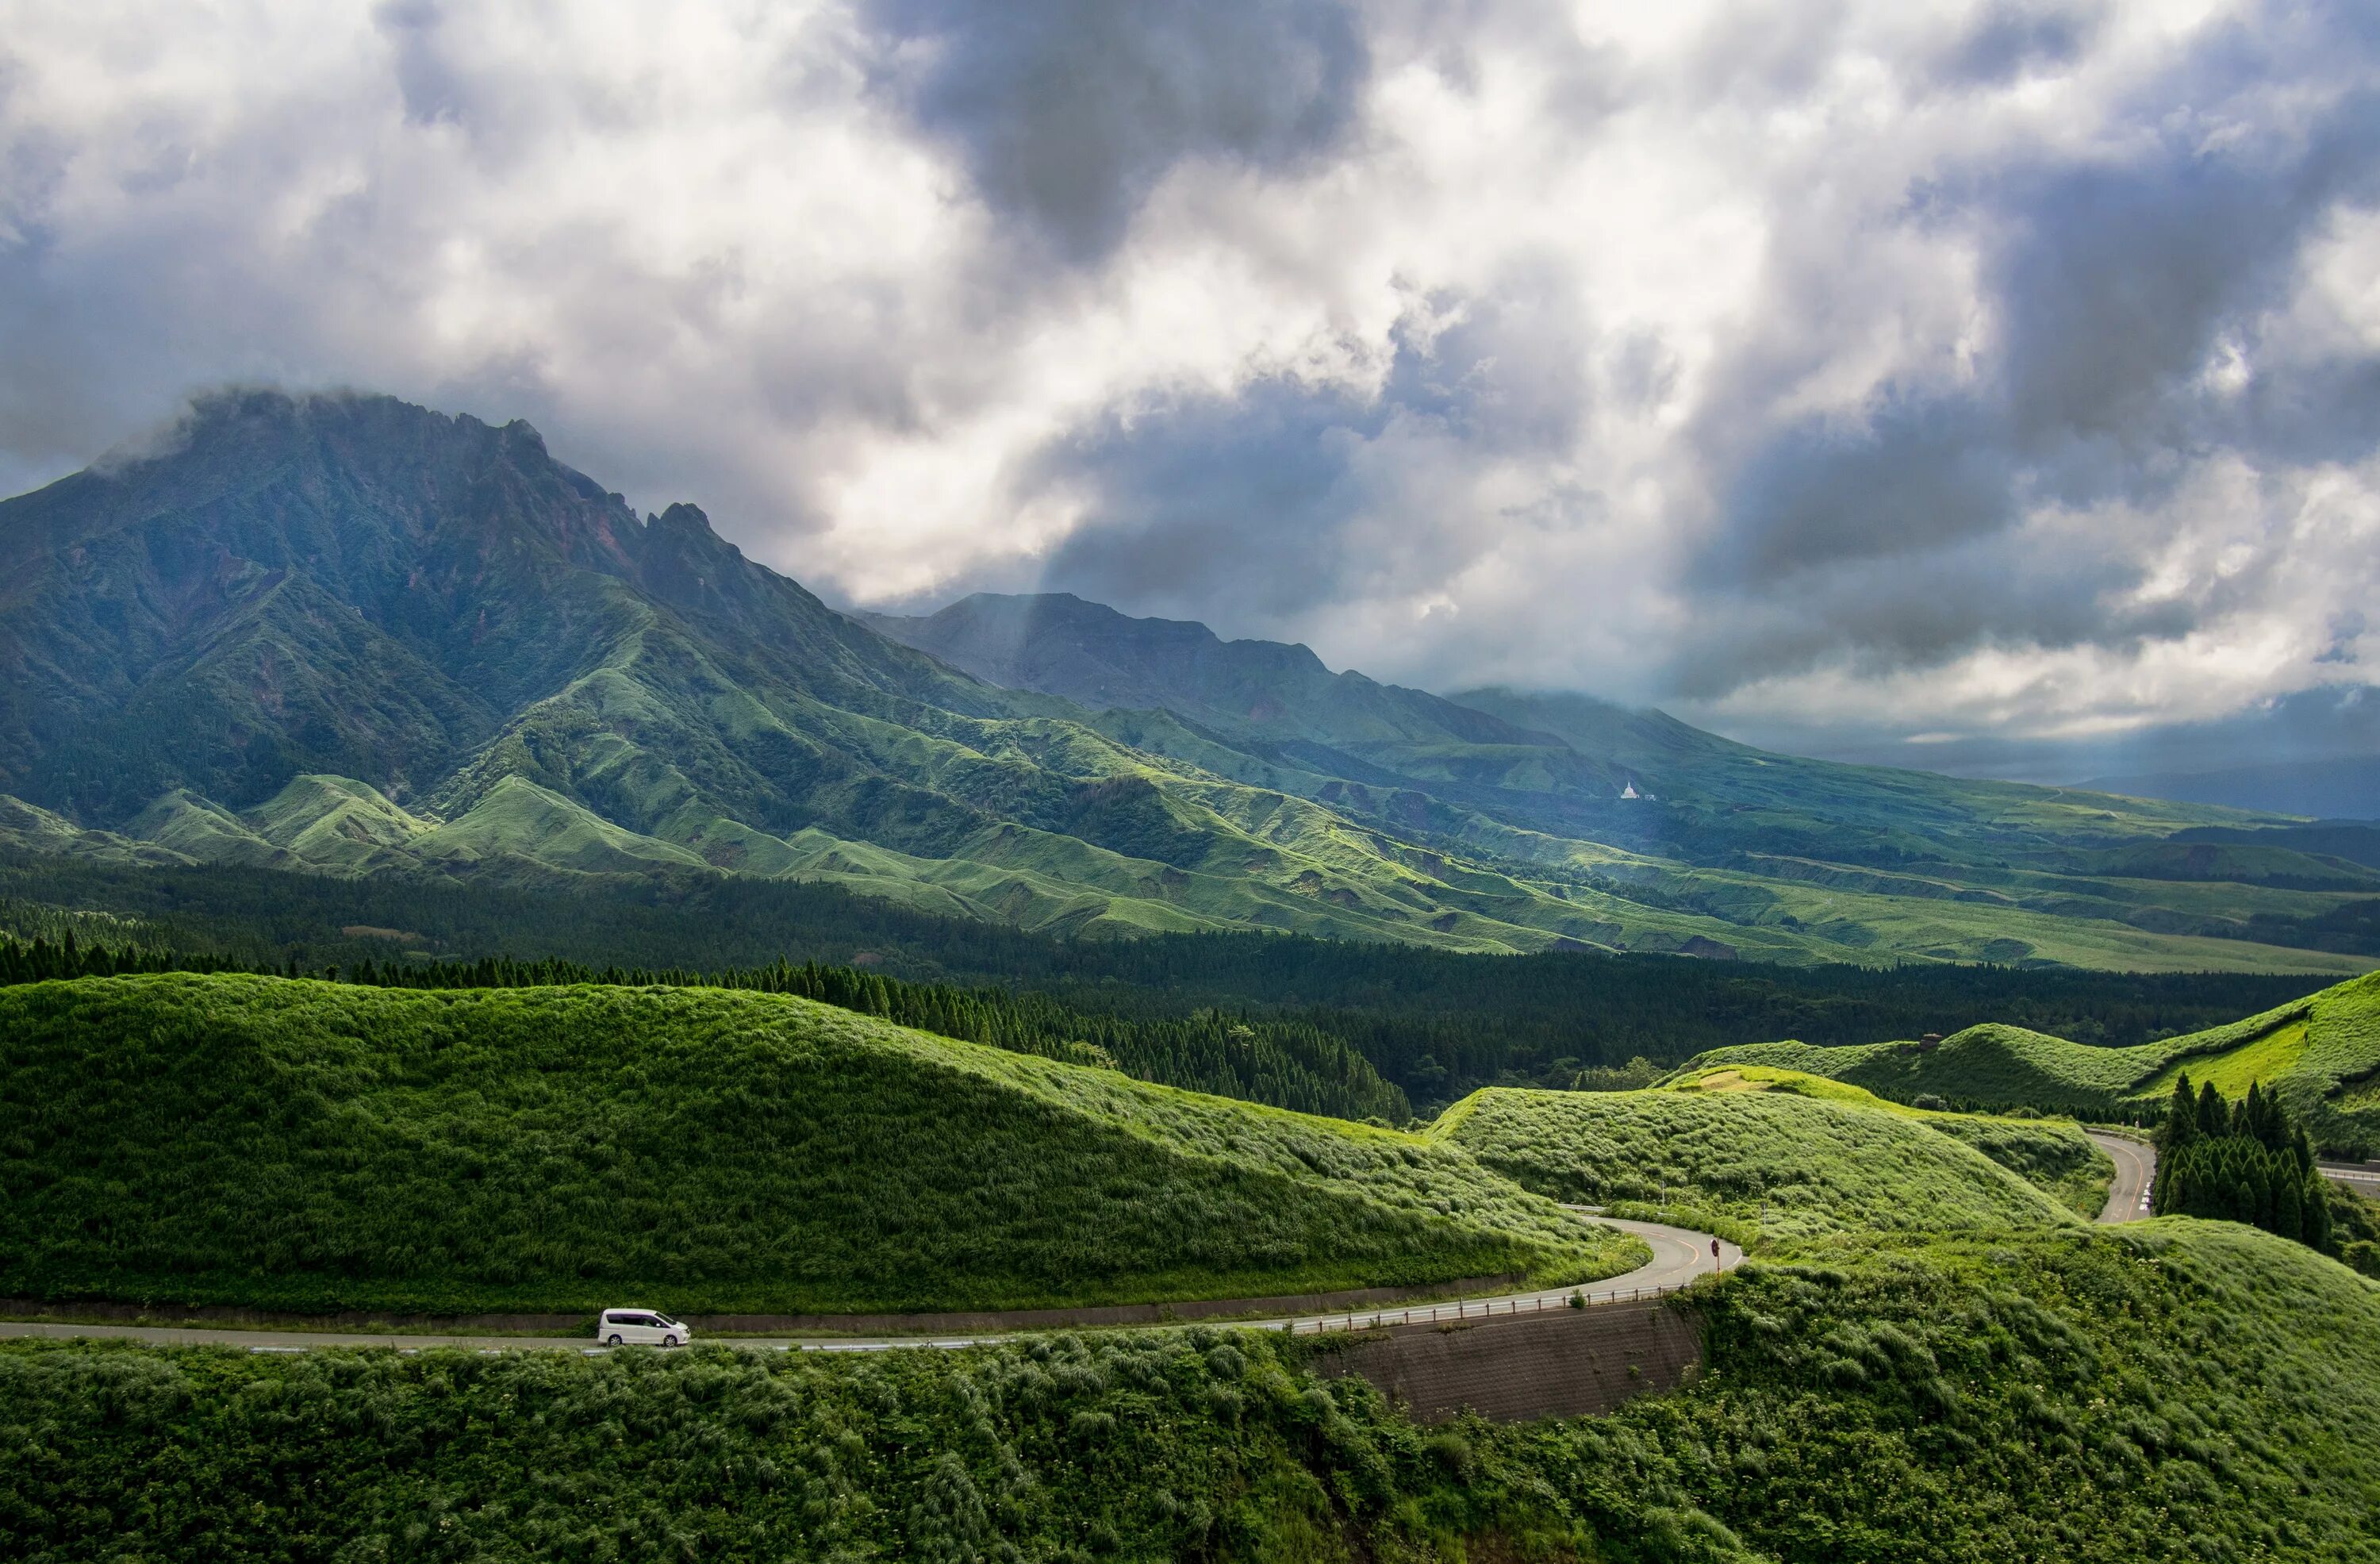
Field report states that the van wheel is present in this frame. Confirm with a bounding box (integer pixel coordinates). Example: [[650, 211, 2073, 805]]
[[662, 1334, 679, 1348], [607, 1335, 624, 1347]]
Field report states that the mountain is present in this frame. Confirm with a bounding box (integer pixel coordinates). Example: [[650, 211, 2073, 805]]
[[1, 390, 2374, 970], [2080, 755, 2380, 820], [861, 591, 1596, 770]]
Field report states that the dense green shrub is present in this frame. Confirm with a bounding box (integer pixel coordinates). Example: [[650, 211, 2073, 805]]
[[4, 1224, 2377, 1562]]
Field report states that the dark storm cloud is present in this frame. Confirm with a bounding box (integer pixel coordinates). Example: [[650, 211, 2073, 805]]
[[1031, 271, 1595, 625], [1933, 0, 2098, 87], [1702, 398, 2014, 586], [1990, 109, 2380, 459], [1033, 378, 1376, 619], [864, 0, 1368, 259], [1741, 682, 2380, 792], [1681, 2, 2380, 694], [374, 0, 468, 127], [1668, 529, 2155, 699]]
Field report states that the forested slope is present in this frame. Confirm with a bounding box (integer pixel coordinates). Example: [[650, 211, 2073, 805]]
[[1, 853, 2345, 1112]]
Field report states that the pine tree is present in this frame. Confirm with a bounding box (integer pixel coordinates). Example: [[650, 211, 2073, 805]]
[[2272, 1166, 2303, 1243], [2305, 1173, 2335, 1251], [2156, 1074, 2198, 1209]]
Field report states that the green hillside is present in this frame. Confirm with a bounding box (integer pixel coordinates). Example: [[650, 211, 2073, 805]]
[[1, 390, 2374, 971], [1685, 968, 2380, 1155], [1429, 1078, 2096, 1239], [9, 1223, 2378, 1562], [0, 974, 1640, 1316], [1660, 1063, 2117, 1216]]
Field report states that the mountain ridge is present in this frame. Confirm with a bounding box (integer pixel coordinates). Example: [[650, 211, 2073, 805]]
[[1, 388, 2370, 970]]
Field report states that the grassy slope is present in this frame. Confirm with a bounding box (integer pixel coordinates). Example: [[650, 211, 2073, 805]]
[[0, 974, 1641, 1315], [1429, 1081, 2087, 1241], [1683, 968, 2380, 1152], [6, 1224, 2376, 1562], [1660, 1063, 2115, 1216]]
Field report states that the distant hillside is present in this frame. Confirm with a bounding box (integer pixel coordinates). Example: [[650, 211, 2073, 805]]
[[1429, 1078, 2097, 1239], [0, 974, 1638, 1314], [1683, 968, 2380, 1156], [2, 389, 2373, 970], [2082, 755, 2380, 820]]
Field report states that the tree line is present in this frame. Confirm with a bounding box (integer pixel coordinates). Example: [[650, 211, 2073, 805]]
[[0, 855, 2339, 1109]]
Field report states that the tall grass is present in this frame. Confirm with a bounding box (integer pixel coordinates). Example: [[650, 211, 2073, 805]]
[[0, 974, 1633, 1315], [1432, 1084, 2089, 1239], [4, 1224, 2377, 1561], [0, 932, 1409, 1122]]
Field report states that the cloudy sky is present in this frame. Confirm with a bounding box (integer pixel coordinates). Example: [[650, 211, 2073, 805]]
[[4, 0, 2378, 782]]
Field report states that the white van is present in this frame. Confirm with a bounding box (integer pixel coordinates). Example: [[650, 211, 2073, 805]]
[[597, 1308, 692, 1347]]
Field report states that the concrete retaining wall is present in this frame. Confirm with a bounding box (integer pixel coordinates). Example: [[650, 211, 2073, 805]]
[[1313, 1298, 1703, 1423]]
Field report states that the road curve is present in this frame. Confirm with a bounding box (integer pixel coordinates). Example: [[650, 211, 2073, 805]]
[[0, 1216, 1739, 1356], [2088, 1131, 2155, 1223]]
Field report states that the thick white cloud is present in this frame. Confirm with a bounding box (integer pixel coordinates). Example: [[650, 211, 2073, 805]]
[[1, 0, 2374, 773]]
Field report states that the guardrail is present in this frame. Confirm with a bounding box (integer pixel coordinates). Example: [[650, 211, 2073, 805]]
[[1273, 1278, 1700, 1336]]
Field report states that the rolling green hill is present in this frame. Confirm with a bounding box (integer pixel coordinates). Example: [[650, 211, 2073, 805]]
[[8, 1223, 2376, 1562], [1683, 968, 2380, 1155], [1, 389, 2374, 970], [1658, 1063, 2117, 1216], [0, 974, 1641, 1316], [1428, 1077, 2098, 1240]]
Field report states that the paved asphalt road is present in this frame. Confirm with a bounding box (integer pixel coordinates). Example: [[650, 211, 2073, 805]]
[[2321, 1162, 2380, 1193], [2087, 1131, 2155, 1223], [2088, 1135, 2380, 1218], [0, 1214, 1737, 1356]]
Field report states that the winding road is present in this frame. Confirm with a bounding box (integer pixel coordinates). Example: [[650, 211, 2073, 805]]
[[0, 1214, 1737, 1356], [2087, 1130, 2155, 1224]]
